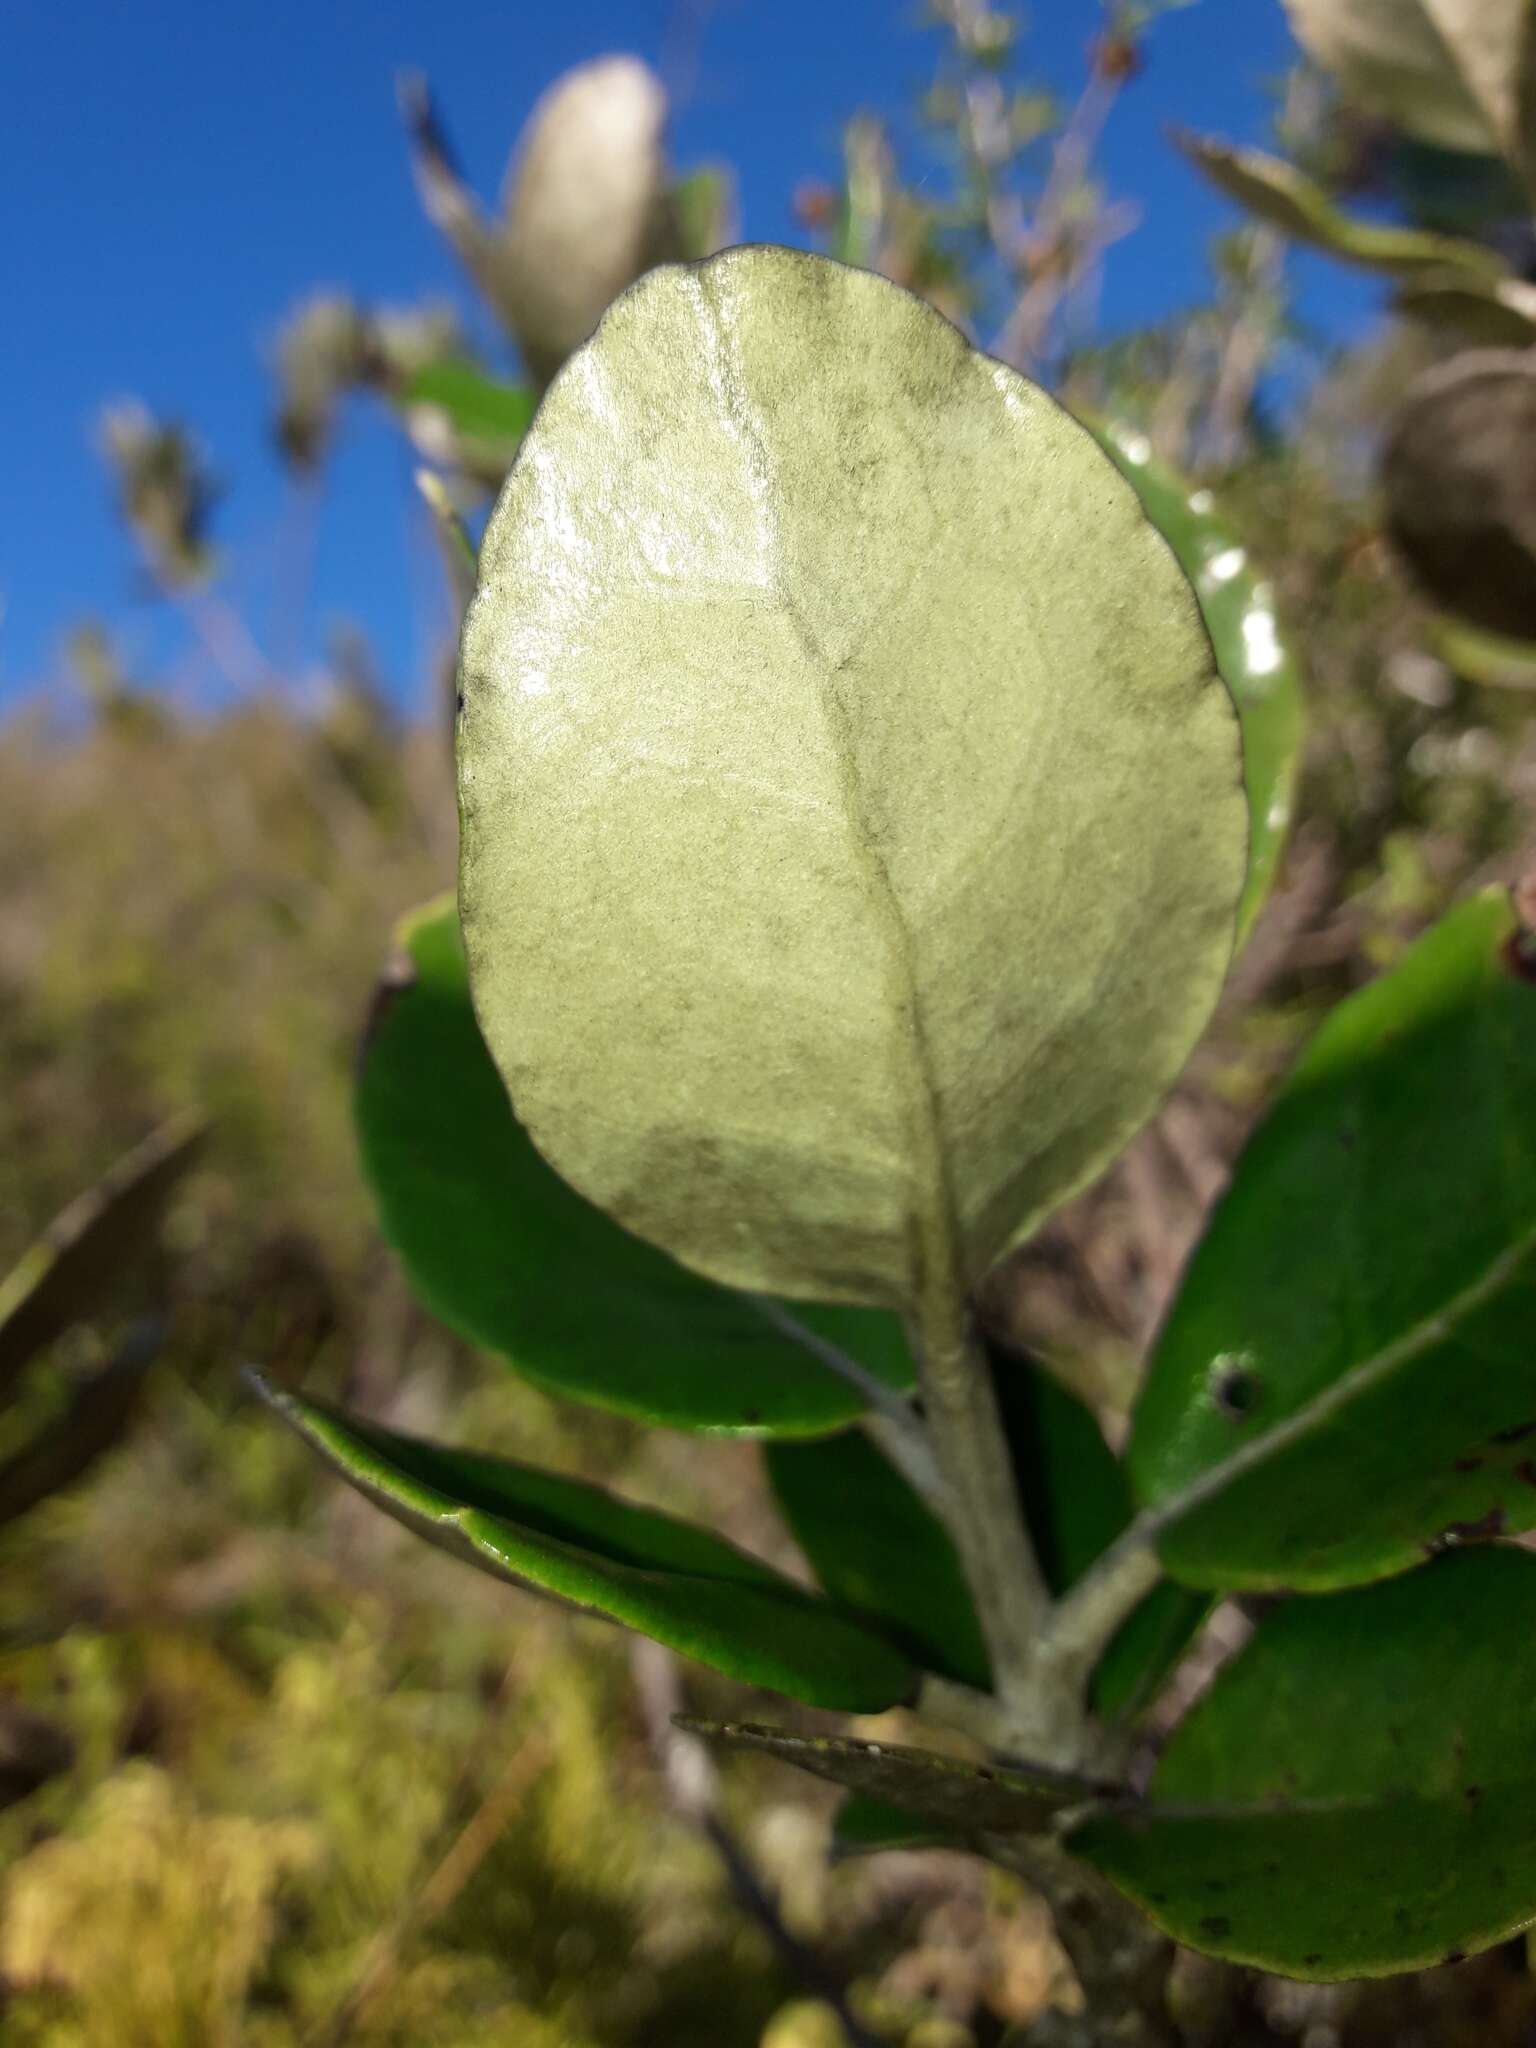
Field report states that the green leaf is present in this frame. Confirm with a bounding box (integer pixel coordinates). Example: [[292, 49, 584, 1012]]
[[763, 1351, 1202, 1718], [1087, 421, 1305, 942], [1128, 890, 1536, 1590], [1071, 1548, 1536, 1978], [764, 1431, 990, 1689], [399, 362, 537, 481], [401, 362, 537, 447], [258, 1381, 917, 1712], [458, 246, 1245, 1309], [1176, 131, 1510, 282], [831, 1793, 966, 1858], [679, 1718, 1115, 1837], [0, 1115, 202, 1402], [991, 1350, 1207, 1723], [669, 165, 735, 261], [1283, 0, 1531, 166], [0, 1323, 161, 1529], [356, 900, 915, 1434]]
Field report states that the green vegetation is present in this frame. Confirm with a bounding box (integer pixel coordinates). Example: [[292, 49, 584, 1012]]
[[9, 1, 1536, 2042]]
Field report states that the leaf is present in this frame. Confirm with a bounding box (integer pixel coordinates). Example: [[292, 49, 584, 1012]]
[[764, 1431, 990, 1689], [668, 166, 735, 261], [1176, 131, 1510, 283], [355, 899, 915, 1433], [1283, 0, 1531, 163], [497, 56, 674, 383], [458, 247, 1246, 1310], [678, 1718, 1115, 1837], [258, 1381, 917, 1711], [0, 1323, 161, 1529], [1086, 421, 1305, 942], [1427, 610, 1536, 687], [0, 1115, 202, 1402], [1393, 272, 1536, 347], [831, 1793, 966, 1858], [1128, 890, 1536, 1591], [765, 1351, 1203, 1718], [991, 1350, 1207, 1722], [1071, 1548, 1536, 1978], [400, 360, 537, 475], [1383, 349, 1536, 641]]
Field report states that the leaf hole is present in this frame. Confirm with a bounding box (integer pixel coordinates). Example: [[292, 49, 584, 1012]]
[[1210, 1359, 1262, 1422]]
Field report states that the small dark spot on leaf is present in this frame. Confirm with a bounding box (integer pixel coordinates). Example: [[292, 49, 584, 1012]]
[[742, 1408, 761, 1425], [455, 690, 465, 715], [1212, 1365, 1262, 1421], [1465, 1784, 1484, 1804], [1454, 1455, 1484, 1474], [976, 1767, 994, 1781], [1149, 1892, 1168, 1905], [1515, 1460, 1536, 1489], [1438, 1507, 1507, 1545], [1442, 1949, 1467, 1967], [1492, 1421, 1536, 1446], [1199, 1916, 1232, 1941], [1304, 1954, 1323, 1969]]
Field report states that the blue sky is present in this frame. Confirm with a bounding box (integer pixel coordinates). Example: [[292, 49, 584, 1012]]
[[3, 0, 1374, 713]]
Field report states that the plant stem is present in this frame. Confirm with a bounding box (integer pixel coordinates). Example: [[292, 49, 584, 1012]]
[[906, 1296, 1061, 1747]]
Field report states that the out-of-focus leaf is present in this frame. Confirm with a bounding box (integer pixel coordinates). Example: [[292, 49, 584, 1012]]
[[991, 1350, 1207, 1723], [0, 1115, 203, 1402], [669, 165, 736, 261], [355, 900, 915, 1433], [831, 1793, 966, 1857], [1394, 271, 1536, 346], [1072, 1549, 1536, 1978], [1283, 0, 1530, 164], [834, 116, 890, 270], [1128, 891, 1536, 1591], [1087, 423, 1304, 942], [399, 360, 536, 473], [1176, 131, 1509, 282], [1383, 349, 1536, 640], [260, 1383, 917, 1711], [678, 1718, 1117, 1837], [0, 1700, 74, 1813], [764, 1431, 990, 1689], [0, 1322, 161, 1529], [1428, 610, 1536, 686], [458, 247, 1245, 1309], [497, 56, 675, 384], [413, 472, 477, 615]]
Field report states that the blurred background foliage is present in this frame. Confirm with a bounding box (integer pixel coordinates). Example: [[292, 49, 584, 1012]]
[[5, 1, 1536, 2042]]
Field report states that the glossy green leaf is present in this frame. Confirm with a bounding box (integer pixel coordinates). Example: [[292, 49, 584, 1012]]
[[679, 1718, 1115, 1837], [764, 1430, 990, 1689], [1129, 890, 1536, 1590], [1283, 0, 1531, 165], [1088, 422, 1304, 941], [356, 900, 914, 1433], [459, 246, 1245, 1310], [0, 1115, 202, 1402], [259, 1381, 916, 1711], [1072, 1548, 1536, 1978], [765, 1352, 1203, 1720], [991, 1350, 1207, 1723], [1176, 131, 1510, 283]]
